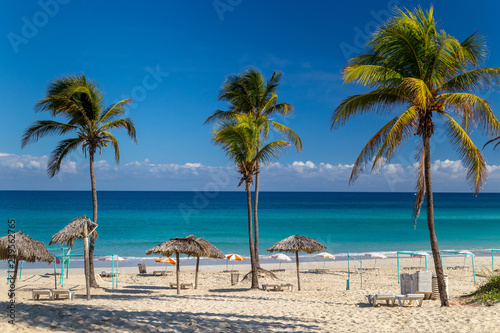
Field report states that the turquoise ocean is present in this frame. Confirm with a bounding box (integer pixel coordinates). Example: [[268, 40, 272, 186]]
[[1, 191, 500, 267]]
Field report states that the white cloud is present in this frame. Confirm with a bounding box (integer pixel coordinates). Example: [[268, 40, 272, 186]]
[[1, 152, 499, 192]]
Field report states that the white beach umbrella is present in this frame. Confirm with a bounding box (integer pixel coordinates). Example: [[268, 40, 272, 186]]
[[459, 250, 475, 266], [99, 256, 125, 262], [411, 252, 430, 268], [271, 253, 292, 270], [315, 252, 335, 268], [365, 252, 387, 267]]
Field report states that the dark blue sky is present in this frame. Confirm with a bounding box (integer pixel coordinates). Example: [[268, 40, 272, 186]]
[[1, 0, 500, 191]]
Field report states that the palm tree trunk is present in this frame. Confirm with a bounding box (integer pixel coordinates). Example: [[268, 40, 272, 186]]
[[195, 256, 199, 289], [253, 165, 261, 268], [89, 151, 99, 288], [246, 179, 259, 289], [423, 136, 449, 307]]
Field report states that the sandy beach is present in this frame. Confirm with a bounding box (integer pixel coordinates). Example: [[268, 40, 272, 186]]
[[1, 256, 499, 332]]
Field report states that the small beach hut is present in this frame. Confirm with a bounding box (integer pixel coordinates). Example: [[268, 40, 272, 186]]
[[267, 235, 326, 291], [145, 235, 206, 294], [0, 231, 54, 290]]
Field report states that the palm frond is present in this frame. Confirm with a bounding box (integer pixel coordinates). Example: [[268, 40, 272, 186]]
[[443, 113, 487, 194], [21, 121, 77, 148], [331, 88, 409, 128], [271, 121, 303, 152], [101, 131, 120, 163], [254, 140, 290, 164], [99, 99, 132, 124], [100, 118, 137, 143], [343, 65, 403, 87], [47, 138, 81, 177], [440, 68, 500, 93]]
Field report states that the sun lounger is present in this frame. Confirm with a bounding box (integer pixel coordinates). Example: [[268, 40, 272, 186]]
[[270, 269, 285, 272], [262, 284, 281, 291], [367, 294, 396, 307], [395, 294, 424, 307], [100, 271, 118, 277], [51, 289, 75, 300], [153, 270, 173, 276], [169, 283, 194, 289], [262, 283, 293, 291], [32, 289, 52, 300]]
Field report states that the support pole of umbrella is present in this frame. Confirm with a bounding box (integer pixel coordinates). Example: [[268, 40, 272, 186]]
[[176, 252, 180, 295], [82, 220, 91, 300], [295, 251, 301, 291], [195, 257, 200, 289]]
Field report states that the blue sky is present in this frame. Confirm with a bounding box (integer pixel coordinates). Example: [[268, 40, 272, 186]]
[[1, 0, 500, 192]]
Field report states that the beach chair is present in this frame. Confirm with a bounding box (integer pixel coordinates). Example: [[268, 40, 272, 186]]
[[153, 270, 173, 276], [367, 294, 396, 307], [51, 289, 75, 301], [395, 294, 424, 307], [280, 283, 294, 291], [262, 284, 281, 291], [169, 283, 194, 289], [100, 271, 118, 277], [32, 289, 53, 300]]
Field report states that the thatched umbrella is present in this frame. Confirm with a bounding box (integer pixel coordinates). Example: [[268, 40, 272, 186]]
[[0, 231, 54, 289], [49, 215, 98, 247], [267, 235, 326, 291], [50, 215, 98, 300], [146, 235, 206, 295], [193, 236, 224, 289]]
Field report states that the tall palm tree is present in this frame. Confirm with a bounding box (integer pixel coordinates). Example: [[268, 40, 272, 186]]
[[331, 6, 500, 306], [206, 68, 302, 267], [213, 113, 289, 289], [22, 74, 137, 288]]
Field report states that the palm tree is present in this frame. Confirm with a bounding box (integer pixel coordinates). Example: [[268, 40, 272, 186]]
[[206, 68, 302, 267], [22, 74, 137, 288], [213, 113, 289, 289], [331, 6, 500, 306]]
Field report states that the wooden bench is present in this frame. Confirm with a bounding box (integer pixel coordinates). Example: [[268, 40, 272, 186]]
[[32, 289, 52, 300], [262, 284, 281, 291], [100, 271, 119, 277], [280, 283, 294, 291], [51, 289, 75, 300], [169, 283, 194, 289]]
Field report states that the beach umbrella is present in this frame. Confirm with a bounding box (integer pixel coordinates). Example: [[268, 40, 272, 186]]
[[155, 257, 176, 274], [267, 235, 326, 291], [315, 252, 336, 269], [49, 215, 98, 299], [193, 237, 224, 289], [145, 235, 206, 295], [99, 256, 125, 262], [365, 252, 387, 268], [225, 253, 246, 271], [0, 231, 54, 291], [156, 257, 176, 264], [459, 250, 475, 266], [271, 253, 292, 270], [49, 215, 98, 248], [411, 252, 430, 268]]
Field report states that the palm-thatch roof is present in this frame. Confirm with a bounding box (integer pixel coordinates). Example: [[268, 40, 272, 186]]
[[194, 236, 225, 259], [267, 235, 326, 254], [0, 231, 54, 263], [49, 215, 98, 248], [145, 235, 206, 257]]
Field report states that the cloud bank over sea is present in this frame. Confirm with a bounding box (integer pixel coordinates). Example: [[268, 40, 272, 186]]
[[1, 151, 499, 192]]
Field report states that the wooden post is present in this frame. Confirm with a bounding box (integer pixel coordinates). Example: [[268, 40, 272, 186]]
[[296, 251, 301, 291], [83, 220, 91, 300], [176, 252, 180, 295], [12, 259, 19, 291], [195, 256, 200, 289]]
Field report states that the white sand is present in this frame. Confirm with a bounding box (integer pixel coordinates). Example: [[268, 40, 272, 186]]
[[0, 256, 499, 332]]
